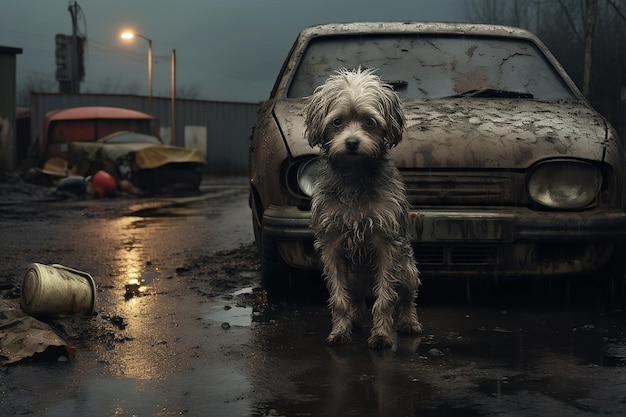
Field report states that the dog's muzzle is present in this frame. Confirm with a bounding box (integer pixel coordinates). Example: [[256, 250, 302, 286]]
[[345, 138, 359, 152]]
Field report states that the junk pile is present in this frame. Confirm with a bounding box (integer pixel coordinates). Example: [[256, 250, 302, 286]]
[[26, 157, 121, 197]]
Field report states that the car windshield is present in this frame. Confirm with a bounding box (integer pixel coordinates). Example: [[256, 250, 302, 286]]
[[104, 133, 161, 144], [287, 34, 576, 100]]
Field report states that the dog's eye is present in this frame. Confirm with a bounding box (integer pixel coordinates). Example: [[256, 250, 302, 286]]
[[365, 117, 377, 128], [332, 118, 342, 127]]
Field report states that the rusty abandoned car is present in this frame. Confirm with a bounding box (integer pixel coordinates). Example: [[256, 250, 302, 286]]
[[31, 106, 205, 193], [68, 131, 206, 193], [248, 22, 626, 297], [34, 106, 156, 163]]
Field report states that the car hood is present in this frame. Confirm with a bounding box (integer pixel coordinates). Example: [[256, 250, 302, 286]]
[[273, 98, 610, 168], [68, 142, 205, 175]]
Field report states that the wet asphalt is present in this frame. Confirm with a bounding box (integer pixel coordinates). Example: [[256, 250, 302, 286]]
[[1, 176, 625, 417]]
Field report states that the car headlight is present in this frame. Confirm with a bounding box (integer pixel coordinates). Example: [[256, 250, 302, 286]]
[[296, 158, 322, 197], [527, 160, 602, 209]]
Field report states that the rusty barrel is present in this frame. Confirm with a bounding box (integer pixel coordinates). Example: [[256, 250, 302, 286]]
[[20, 263, 96, 318]]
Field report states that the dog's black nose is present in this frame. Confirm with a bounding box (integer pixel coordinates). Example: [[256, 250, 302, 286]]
[[345, 138, 359, 152]]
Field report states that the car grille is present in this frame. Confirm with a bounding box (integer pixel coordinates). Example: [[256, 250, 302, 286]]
[[401, 170, 526, 206], [414, 244, 499, 265]]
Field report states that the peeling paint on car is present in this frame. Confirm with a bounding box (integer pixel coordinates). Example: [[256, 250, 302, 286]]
[[249, 22, 626, 288]]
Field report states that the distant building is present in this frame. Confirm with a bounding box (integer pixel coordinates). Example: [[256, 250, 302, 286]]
[[30, 93, 259, 175], [0, 45, 23, 178]]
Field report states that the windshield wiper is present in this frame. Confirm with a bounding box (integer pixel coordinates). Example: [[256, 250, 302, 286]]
[[449, 88, 534, 99], [384, 80, 408, 90]]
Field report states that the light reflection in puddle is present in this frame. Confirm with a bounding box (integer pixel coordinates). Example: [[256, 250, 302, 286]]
[[206, 305, 253, 327], [232, 286, 255, 296]]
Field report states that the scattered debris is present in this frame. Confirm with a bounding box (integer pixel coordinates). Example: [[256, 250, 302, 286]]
[[0, 299, 75, 365], [109, 315, 126, 330], [428, 348, 444, 356]]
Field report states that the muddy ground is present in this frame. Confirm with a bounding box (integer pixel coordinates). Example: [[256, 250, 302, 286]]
[[1, 176, 626, 417]]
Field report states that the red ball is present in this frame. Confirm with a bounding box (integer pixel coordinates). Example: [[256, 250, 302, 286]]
[[93, 170, 117, 197]]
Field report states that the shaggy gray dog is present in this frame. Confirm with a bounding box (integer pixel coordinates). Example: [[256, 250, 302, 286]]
[[304, 68, 423, 349]]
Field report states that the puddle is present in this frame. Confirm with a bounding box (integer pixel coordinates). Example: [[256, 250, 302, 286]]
[[603, 343, 626, 366], [232, 286, 255, 296], [206, 305, 253, 327], [139, 271, 159, 285], [124, 271, 160, 298]]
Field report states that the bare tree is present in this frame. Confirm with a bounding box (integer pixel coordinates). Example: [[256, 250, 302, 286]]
[[554, 0, 596, 96], [466, 0, 541, 30], [607, 0, 626, 20], [17, 73, 56, 106], [124, 81, 142, 96], [176, 85, 202, 100], [556, 0, 585, 43], [582, 0, 597, 97], [465, 0, 626, 137], [92, 78, 124, 94]]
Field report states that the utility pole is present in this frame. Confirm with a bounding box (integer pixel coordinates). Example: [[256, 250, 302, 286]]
[[56, 1, 83, 94], [171, 49, 176, 145], [68, 1, 80, 94]]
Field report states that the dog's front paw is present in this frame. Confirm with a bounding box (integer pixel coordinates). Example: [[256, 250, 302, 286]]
[[397, 320, 424, 335], [367, 333, 393, 350], [326, 332, 352, 346]]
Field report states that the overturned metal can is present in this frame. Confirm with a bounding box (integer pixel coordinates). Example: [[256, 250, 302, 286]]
[[20, 263, 96, 318]]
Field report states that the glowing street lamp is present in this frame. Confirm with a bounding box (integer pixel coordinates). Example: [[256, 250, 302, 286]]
[[120, 30, 153, 113]]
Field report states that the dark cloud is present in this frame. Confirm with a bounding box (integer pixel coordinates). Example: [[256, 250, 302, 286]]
[[4, 0, 468, 102]]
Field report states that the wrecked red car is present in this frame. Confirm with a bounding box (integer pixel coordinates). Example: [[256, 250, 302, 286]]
[[248, 22, 626, 296], [35, 106, 156, 163]]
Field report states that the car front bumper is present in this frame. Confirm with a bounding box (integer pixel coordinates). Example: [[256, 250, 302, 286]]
[[262, 205, 626, 277]]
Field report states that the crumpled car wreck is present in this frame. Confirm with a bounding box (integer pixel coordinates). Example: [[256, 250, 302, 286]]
[[69, 131, 205, 194], [248, 22, 626, 298]]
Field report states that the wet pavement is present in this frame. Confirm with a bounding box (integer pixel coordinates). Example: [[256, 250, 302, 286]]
[[1, 176, 625, 416]]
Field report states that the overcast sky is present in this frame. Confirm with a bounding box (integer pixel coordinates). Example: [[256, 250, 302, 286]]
[[3, 0, 470, 103]]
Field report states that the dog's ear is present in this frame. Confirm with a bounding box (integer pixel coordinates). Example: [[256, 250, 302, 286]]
[[381, 86, 406, 148], [304, 89, 327, 148]]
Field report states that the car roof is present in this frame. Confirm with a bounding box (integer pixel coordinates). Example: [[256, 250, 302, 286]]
[[44, 106, 154, 122], [297, 21, 537, 40]]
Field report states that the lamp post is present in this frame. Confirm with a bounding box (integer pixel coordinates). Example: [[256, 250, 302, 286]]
[[171, 49, 176, 145], [120, 31, 153, 114]]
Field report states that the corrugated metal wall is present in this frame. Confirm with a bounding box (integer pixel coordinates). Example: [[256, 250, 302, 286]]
[[0, 47, 22, 175], [30, 92, 260, 175]]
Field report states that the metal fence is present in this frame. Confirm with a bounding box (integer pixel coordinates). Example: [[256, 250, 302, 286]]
[[30, 92, 260, 175]]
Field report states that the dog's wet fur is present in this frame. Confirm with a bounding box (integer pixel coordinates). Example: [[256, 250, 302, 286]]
[[305, 68, 423, 349]]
